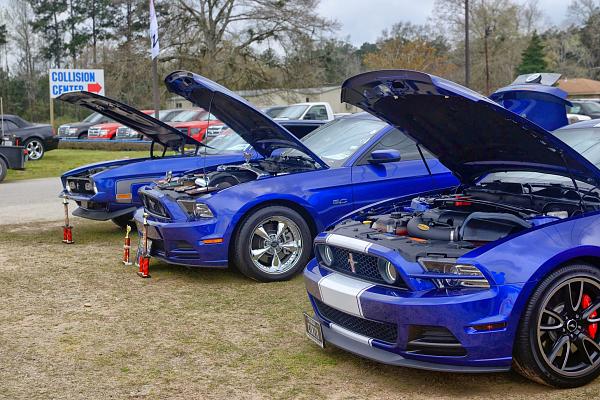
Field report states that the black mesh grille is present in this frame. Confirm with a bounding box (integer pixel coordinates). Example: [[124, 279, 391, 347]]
[[406, 325, 466, 356], [140, 193, 170, 219], [314, 298, 398, 344], [327, 247, 407, 289]]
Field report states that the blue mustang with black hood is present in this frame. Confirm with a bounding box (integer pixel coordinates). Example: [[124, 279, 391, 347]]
[[134, 71, 458, 282], [303, 70, 600, 388]]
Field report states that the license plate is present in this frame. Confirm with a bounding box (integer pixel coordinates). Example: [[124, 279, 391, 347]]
[[303, 312, 324, 348]]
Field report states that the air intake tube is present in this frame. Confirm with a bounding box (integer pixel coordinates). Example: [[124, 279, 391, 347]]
[[407, 216, 459, 241]]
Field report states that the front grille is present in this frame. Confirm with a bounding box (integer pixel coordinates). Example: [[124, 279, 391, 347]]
[[314, 298, 398, 343], [206, 125, 226, 137], [66, 177, 95, 194], [406, 326, 466, 356], [327, 247, 407, 289], [58, 126, 69, 136], [88, 127, 100, 137], [140, 193, 170, 219], [115, 126, 134, 138]]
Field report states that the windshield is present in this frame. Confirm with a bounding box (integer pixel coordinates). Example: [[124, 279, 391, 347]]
[[290, 117, 386, 167], [171, 109, 207, 122], [200, 128, 250, 154], [83, 112, 105, 123], [275, 105, 309, 120], [484, 127, 600, 188], [583, 102, 600, 113], [159, 110, 182, 122]]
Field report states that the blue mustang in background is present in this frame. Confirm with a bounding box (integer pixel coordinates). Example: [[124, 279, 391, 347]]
[[57, 92, 324, 227], [304, 70, 600, 388], [134, 71, 458, 282]]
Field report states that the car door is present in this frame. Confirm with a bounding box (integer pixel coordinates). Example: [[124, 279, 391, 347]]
[[351, 128, 449, 210]]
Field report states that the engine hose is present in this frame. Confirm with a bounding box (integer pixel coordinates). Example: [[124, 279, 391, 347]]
[[407, 216, 459, 241]]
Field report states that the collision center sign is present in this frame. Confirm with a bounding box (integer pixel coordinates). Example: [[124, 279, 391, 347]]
[[49, 68, 105, 98]]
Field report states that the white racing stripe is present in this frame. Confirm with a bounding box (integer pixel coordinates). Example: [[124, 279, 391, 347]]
[[318, 272, 373, 317], [330, 323, 373, 346], [325, 234, 372, 253]]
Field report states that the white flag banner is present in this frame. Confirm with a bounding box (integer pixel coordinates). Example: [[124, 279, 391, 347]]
[[149, 0, 160, 59]]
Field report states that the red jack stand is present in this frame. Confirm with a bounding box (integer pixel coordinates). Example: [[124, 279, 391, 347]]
[[62, 197, 74, 244], [137, 212, 151, 278], [122, 225, 133, 265]]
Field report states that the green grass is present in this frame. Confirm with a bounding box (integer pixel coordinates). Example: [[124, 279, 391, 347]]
[[5, 149, 149, 182]]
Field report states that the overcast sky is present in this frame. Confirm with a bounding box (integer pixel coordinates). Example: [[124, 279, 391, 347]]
[[317, 0, 572, 45]]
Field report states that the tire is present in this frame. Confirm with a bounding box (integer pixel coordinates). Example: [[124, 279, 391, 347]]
[[111, 213, 135, 228], [0, 158, 7, 182], [24, 138, 45, 160], [513, 263, 600, 388], [232, 205, 312, 282]]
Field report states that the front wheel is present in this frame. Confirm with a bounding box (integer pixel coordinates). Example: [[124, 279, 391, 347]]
[[514, 263, 600, 388], [111, 213, 135, 228], [24, 138, 45, 160], [232, 206, 312, 282]]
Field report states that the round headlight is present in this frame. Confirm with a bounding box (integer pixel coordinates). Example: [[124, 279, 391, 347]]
[[318, 245, 334, 266], [378, 258, 397, 284]]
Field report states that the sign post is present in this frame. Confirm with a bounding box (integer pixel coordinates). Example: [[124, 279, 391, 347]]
[[48, 68, 105, 128], [149, 0, 160, 119]]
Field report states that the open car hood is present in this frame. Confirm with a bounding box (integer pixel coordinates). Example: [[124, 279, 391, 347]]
[[164, 71, 327, 167], [341, 70, 600, 186], [58, 91, 204, 148], [490, 73, 570, 131]]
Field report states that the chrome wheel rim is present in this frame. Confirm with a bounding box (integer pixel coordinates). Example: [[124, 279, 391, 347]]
[[248, 216, 302, 275], [536, 277, 600, 377], [26, 140, 43, 160]]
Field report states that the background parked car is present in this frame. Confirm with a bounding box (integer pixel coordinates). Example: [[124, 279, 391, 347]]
[[115, 109, 186, 140], [568, 100, 600, 119], [88, 110, 155, 140], [57, 112, 114, 139], [168, 108, 221, 141], [274, 102, 335, 121], [0, 114, 58, 160], [263, 105, 287, 118]]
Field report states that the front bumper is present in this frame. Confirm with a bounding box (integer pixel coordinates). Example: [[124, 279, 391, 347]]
[[304, 259, 521, 372], [133, 208, 229, 268], [60, 190, 137, 221]]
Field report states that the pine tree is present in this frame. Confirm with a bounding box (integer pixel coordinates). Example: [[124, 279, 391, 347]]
[[28, 0, 68, 68], [517, 32, 548, 75]]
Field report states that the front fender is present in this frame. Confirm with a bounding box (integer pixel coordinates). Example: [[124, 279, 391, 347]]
[[459, 211, 600, 286]]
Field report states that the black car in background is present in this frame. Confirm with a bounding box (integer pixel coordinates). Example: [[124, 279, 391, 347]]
[[0, 115, 58, 160], [58, 112, 113, 140]]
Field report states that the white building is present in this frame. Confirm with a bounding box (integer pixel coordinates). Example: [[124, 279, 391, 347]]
[[167, 86, 359, 114]]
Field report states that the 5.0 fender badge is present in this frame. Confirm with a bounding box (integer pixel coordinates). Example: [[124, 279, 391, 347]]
[[417, 223, 430, 231]]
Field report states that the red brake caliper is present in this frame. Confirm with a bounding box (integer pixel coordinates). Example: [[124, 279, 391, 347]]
[[582, 294, 598, 339]]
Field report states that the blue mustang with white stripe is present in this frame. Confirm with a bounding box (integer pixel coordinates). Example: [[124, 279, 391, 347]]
[[304, 70, 600, 388]]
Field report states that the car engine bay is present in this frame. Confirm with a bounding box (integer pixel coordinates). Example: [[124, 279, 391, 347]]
[[154, 155, 320, 198], [332, 181, 600, 262]]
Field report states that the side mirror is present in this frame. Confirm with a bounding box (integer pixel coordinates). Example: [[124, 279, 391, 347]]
[[368, 149, 401, 164]]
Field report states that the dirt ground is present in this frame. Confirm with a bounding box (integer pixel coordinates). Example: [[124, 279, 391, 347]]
[[1, 220, 599, 399]]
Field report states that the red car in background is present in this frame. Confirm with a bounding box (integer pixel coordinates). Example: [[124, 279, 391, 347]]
[[87, 110, 155, 139], [168, 108, 221, 141]]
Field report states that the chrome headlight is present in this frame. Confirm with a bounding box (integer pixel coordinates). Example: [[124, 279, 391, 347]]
[[68, 127, 78, 134], [316, 244, 334, 266], [377, 258, 398, 284], [418, 258, 490, 289], [194, 203, 214, 218]]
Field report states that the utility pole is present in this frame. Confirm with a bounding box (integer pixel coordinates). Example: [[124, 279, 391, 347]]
[[465, 0, 470, 88]]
